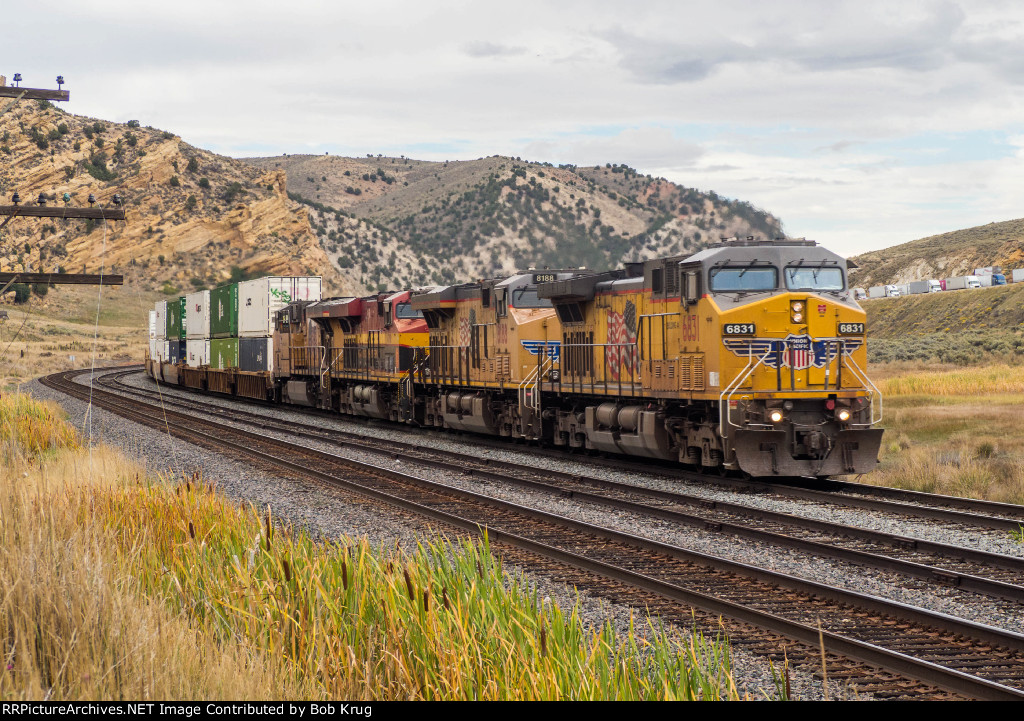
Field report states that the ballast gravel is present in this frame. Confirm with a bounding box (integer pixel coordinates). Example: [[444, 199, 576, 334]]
[[33, 369, 1018, 700], [103, 372, 1024, 637]]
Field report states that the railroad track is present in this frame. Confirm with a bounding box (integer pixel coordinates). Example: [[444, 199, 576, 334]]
[[43, 367, 1024, 699], [100, 368, 1024, 604]]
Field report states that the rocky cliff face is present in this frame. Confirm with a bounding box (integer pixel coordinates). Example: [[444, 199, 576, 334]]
[[0, 99, 784, 302], [0, 101, 345, 295]]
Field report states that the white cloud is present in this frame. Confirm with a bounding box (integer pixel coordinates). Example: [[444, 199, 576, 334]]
[[7, 0, 1024, 256]]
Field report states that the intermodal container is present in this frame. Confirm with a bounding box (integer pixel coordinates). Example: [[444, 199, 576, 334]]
[[166, 299, 183, 339], [238, 277, 322, 338], [185, 290, 211, 340], [154, 302, 167, 340], [167, 339, 185, 365], [185, 339, 210, 368], [210, 283, 239, 338], [210, 337, 239, 370], [179, 297, 188, 339], [240, 337, 274, 373]]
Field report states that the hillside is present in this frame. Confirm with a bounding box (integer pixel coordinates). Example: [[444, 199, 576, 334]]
[[849, 218, 1024, 289], [1, 98, 784, 306], [0, 100, 345, 298], [863, 284, 1024, 365], [245, 154, 783, 292]]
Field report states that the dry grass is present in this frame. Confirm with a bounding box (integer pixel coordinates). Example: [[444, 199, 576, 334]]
[[0, 403, 313, 700], [0, 394, 746, 700], [879, 364, 1024, 397], [1, 286, 155, 392], [865, 363, 1024, 505]]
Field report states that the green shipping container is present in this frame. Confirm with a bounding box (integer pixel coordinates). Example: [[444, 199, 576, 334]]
[[210, 337, 239, 370], [210, 283, 239, 338], [179, 297, 187, 340], [166, 297, 183, 339]]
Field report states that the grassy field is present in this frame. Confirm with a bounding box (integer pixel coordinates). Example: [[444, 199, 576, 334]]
[[0, 285, 156, 391], [0, 393, 750, 701], [864, 363, 1024, 507]]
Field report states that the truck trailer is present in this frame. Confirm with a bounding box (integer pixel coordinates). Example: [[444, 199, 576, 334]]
[[907, 280, 942, 294], [944, 275, 982, 291]]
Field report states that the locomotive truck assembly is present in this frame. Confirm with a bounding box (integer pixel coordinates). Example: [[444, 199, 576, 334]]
[[147, 237, 883, 478]]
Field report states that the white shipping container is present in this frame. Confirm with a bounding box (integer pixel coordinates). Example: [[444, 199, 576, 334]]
[[185, 290, 212, 340], [154, 301, 167, 340], [238, 276, 322, 338], [1013, 269, 1024, 283], [185, 339, 211, 368], [148, 310, 157, 340]]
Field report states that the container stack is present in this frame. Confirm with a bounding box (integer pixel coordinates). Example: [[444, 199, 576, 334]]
[[185, 289, 211, 368], [237, 277, 322, 373], [209, 283, 239, 370]]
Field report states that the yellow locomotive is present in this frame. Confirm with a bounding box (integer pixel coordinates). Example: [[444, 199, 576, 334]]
[[538, 238, 882, 476], [202, 238, 881, 478], [410, 271, 585, 437]]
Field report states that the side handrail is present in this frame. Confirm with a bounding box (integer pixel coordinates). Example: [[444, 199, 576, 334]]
[[840, 353, 883, 427], [719, 346, 772, 431]]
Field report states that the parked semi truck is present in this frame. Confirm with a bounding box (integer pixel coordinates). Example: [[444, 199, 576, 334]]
[[944, 275, 982, 291]]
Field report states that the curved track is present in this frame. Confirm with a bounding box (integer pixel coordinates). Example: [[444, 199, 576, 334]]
[[43, 367, 1024, 700], [102, 368, 1024, 603]]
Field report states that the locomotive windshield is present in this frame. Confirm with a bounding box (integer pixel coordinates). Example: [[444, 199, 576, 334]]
[[784, 266, 844, 291], [395, 302, 424, 319], [709, 267, 777, 292], [510, 287, 553, 308]]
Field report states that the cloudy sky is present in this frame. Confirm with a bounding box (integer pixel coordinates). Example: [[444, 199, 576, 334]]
[[7, 0, 1024, 256]]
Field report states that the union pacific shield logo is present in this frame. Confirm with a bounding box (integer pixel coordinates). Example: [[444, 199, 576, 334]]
[[521, 340, 561, 362], [723, 334, 863, 370]]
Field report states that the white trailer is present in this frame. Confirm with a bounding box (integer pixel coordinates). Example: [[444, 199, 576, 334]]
[[944, 275, 982, 291], [1013, 269, 1024, 283]]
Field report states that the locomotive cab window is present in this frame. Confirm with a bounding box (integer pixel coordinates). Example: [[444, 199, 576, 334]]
[[395, 302, 424, 319], [510, 288, 553, 309], [709, 266, 777, 292], [784, 266, 844, 291]]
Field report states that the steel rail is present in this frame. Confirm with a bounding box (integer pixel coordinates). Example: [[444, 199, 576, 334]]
[[103, 368, 1024, 601], [44, 369, 1024, 699]]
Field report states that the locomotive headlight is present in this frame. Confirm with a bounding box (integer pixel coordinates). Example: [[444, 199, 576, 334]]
[[790, 300, 805, 324], [769, 410, 784, 423], [836, 409, 852, 422]]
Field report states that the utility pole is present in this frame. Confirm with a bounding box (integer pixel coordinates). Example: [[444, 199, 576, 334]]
[[0, 73, 125, 287]]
